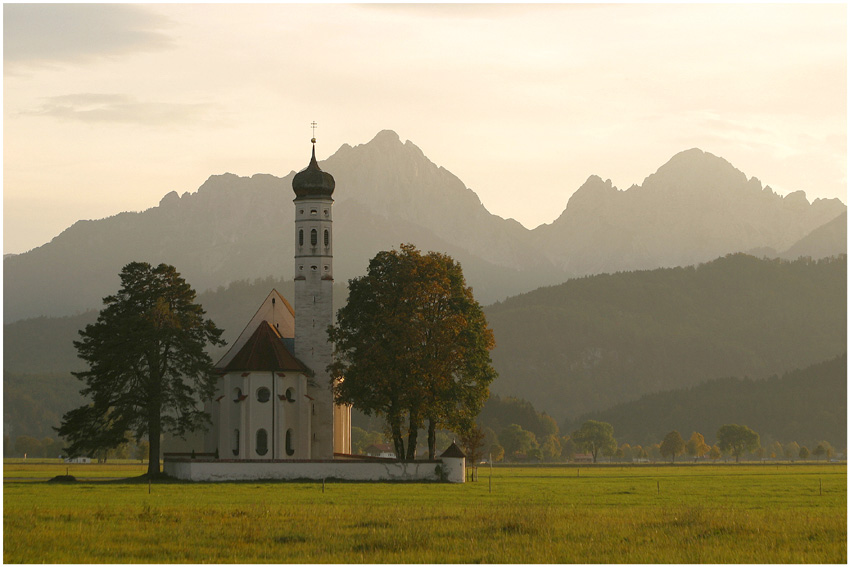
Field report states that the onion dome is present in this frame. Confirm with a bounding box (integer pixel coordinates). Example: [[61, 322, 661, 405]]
[[292, 144, 335, 199]]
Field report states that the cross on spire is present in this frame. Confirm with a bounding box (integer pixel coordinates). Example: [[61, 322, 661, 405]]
[[310, 121, 317, 144]]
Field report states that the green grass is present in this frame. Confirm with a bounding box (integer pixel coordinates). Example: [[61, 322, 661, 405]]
[[4, 462, 845, 563], [4, 459, 149, 480]]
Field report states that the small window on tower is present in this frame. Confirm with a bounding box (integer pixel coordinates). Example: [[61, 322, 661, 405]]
[[324, 265, 329, 271], [311, 265, 317, 271], [257, 387, 270, 403], [298, 230, 304, 246], [310, 229, 317, 246], [324, 209, 329, 217], [324, 229, 329, 247], [310, 209, 317, 216], [285, 388, 295, 402]]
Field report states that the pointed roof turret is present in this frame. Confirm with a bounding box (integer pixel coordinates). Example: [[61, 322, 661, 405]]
[[292, 140, 335, 200], [440, 442, 466, 459]]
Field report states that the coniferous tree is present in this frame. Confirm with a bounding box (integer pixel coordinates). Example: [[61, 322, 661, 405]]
[[57, 262, 225, 476]]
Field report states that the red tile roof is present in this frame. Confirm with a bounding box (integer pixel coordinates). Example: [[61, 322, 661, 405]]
[[219, 321, 309, 373]]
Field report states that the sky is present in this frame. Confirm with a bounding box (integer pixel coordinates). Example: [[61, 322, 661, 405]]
[[3, 3, 847, 255]]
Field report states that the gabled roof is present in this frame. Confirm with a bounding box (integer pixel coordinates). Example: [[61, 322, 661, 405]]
[[220, 320, 309, 373], [215, 289, 296, 369]]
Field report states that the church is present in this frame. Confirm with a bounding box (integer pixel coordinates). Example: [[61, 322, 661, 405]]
[[203, 138, 351, 460], [165, 136, 465, 482]]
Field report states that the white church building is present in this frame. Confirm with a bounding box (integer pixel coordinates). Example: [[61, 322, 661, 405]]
[[164, 138, 465, 483]]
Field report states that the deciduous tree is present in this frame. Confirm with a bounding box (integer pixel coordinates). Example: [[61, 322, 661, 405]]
[[812, 442, 833, 461], [798, 446, 810, 460], [709, 444, 722, 461], [57, 262, 225, 476], [459, 424, 486, 471], [540, 434, 562, 462], [499, 424, 539, 461], [784, 441, 800, 461], [660, 430, 686, 463], [571, 420, 617, 463], [716, 424, 760, 463], [329, 244, 496, 460], [685, 432, 710, 460]]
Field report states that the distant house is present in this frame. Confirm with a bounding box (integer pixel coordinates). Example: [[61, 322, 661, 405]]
[[572, 454, 593, 464], [63, 457, 91, 464], [364, 443, 396, 459]]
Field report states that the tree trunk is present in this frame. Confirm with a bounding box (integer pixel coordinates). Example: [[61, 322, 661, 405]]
[[391, 416, 405, 461], [427, 419, 437, 460], [147, 403, 161, 476], [406, 410, 422, 460]]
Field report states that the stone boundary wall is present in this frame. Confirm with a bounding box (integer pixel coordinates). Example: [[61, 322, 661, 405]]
[[164, 458, 463, 483]]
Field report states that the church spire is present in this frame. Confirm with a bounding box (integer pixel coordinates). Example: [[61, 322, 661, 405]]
[[292, 122, 334, 200]]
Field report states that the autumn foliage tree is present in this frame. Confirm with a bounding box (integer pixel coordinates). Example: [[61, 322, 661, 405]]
[[685, 431, 711, 460], [329, 244, 497, 460], [57, 262, 225, 476]]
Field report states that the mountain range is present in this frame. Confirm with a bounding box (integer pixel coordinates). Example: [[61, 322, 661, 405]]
[[4, 130, 845, 323]]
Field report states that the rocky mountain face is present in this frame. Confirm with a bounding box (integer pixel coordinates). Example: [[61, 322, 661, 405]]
[[533, 149, 845, 275], [3, 132, 845, 323]]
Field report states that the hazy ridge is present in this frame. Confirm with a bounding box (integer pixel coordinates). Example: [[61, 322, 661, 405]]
[[3, 130, 844, 323], [485, 254, 846, 422]]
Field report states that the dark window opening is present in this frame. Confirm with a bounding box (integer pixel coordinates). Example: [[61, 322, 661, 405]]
[[324, 229, 329, 247], [257, 387, 270, 403], [310, 229, 317, 246], [232, 429, 240, 456], [285, 388, 295, 402], [256, 429, 268, 456], [286, 429, 295, 456], [299, 230, 304, 246]]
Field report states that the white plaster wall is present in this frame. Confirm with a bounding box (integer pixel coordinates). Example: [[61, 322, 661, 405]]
[[441, 457, 465, 483], [164, 459, 449, 483], [294, 194, 336, 461]]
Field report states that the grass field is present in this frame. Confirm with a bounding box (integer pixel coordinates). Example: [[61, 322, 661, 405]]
[[4, 461, 845, 563]]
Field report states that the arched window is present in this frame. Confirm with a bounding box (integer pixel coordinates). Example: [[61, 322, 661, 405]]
[[324, 229, 329, 247], [257, 387, 270, 403], [285, 388, 295, 403], [232, 387, 242, 403], [285, 429, 295, 456], [298, 229, 304, 246], [256, 429, 268, 456], [310, 229, 318, 246], [232, 429, 240, 456]]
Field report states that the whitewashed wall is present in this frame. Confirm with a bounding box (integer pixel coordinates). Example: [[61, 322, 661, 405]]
[[164, 459, 461, 483]]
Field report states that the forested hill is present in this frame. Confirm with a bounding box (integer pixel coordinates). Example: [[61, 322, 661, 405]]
[[563, 354, 847, 449], [484, 254, 846, 422]]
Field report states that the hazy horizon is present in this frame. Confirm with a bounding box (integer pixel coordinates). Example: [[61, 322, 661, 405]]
[[4, 3, 846, 255]]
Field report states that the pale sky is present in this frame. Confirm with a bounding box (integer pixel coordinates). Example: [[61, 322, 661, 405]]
[[4, 3, 847, 255]]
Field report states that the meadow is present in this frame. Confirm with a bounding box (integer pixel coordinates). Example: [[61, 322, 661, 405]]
[[3, 461, 845, 563]]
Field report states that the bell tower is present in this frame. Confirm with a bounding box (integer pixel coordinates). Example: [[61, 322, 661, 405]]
[[291, 131, 348, 458]]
